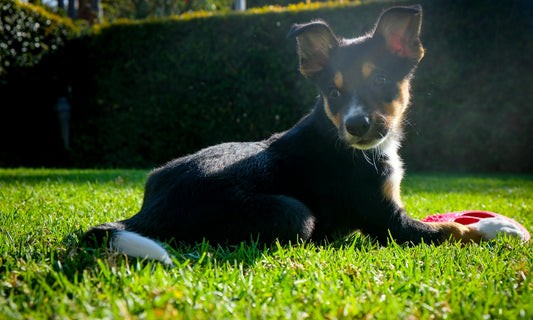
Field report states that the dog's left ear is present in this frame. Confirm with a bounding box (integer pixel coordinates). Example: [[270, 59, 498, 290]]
[[288, 20, 339, 79], [373, 5, 424, 62]]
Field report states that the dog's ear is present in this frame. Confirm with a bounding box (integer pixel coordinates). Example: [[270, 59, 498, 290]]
[[287, 20, 338, 79], [373, 5, 424, 62]]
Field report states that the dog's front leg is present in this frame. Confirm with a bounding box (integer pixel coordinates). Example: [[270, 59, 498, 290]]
[[387, 211, 525, 244]]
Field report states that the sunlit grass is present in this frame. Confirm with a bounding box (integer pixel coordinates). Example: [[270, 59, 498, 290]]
[[0, 169, 531, 319]]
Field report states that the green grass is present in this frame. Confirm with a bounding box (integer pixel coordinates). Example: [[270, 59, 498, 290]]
[[0, 168, 532, 319]]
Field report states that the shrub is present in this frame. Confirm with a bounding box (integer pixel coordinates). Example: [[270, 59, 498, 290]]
[[404, 0, 533, 172], [66, 3, 381, 167], [0, 0, 79, 79], [1, 0, 531, 172], [0, 0, 80, 166]]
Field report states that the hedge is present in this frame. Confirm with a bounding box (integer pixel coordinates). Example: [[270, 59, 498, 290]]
[[405, 0, 533, 172], [66, 2, 384, 167], [0, 0, 79, 79], [0, 0, 80, 166], [1, 0, 532, 172]]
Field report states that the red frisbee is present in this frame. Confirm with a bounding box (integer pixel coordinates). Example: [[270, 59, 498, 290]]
[[421, 211, 530, 242]]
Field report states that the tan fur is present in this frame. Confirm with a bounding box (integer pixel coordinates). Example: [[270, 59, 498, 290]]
[[385, 80, 409, 115], [323, 97, 342, 128], [334, 71, 343, 88], [362, 62, 375, 79], [383, 79, 410, 131], [425, 222, 484, 244], [382, 178, 402, 208], [382, 168, 403, 208]]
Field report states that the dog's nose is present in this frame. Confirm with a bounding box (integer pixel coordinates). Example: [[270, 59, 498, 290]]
[[345, 115, 371, 137]]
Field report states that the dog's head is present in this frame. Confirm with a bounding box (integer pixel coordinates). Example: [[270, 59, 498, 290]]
[[288, 5, 424, 150]]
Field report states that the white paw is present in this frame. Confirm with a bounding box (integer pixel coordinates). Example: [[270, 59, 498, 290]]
[[470, 217, 525, 241]]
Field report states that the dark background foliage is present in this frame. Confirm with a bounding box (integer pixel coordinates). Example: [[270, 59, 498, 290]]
[[0, 0, 79, 167], [1, 0, 532, 172]]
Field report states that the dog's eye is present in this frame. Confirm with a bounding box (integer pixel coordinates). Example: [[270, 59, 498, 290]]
[[373, 75, 388, 87], [328, 87, 341, 98]]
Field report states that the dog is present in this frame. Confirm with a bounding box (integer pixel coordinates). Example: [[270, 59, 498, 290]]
[[83, 5, 523, 264]]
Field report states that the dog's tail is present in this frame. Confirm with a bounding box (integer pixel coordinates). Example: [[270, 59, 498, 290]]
[[82, 222, 173, 265]]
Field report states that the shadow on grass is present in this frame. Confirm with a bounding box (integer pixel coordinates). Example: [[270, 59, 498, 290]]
[[58, 230, 379, 277]]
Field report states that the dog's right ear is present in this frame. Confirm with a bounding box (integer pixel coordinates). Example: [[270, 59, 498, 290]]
[[372, 5, 424, 62], [287, 21, 338, 79]]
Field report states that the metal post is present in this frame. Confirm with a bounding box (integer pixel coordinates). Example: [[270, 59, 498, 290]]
[[67, 0, 76, 20], [55, 97, 71, 149], [235, 0, 245, 11]]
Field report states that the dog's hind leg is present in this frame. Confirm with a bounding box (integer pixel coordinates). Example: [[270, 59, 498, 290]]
[[247, 194, 316, 244], [82, 193, 316, 262], [174, 193, 317, 245], [148, 192, 317, 246]]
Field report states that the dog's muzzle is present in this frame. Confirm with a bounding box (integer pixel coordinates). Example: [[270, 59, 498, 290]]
[[345, 115, 371, 137], [342, 111, 387, 150]]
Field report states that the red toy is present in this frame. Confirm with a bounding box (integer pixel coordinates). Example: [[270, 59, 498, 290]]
[[422, 211, 530, 242]]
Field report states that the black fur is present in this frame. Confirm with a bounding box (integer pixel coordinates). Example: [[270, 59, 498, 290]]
[[84, 100, 444, 247], [84, 5, 454, 250]]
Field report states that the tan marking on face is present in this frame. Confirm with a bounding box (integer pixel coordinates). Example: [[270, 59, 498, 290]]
[[334, 71, 343, 88], [362, 62, 375, 79], [425, 222, 483, 244], [383, 79, 411, 128], [323, 97, 342, 128]]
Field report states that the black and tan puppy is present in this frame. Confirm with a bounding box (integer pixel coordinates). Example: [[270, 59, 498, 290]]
[[83, 5, 523, 264]]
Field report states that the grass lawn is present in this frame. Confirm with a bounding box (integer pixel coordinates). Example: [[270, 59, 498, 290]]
[[0, 168, 532, 319]]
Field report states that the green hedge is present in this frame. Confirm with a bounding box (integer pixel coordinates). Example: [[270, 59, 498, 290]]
[[0, 0, 79, 79], [67, 3, 382, 167], [1, 0, 532, 172], [405, 0, 533, 172], [0, 0, 80, 166], [246, 0, 300, 9]]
